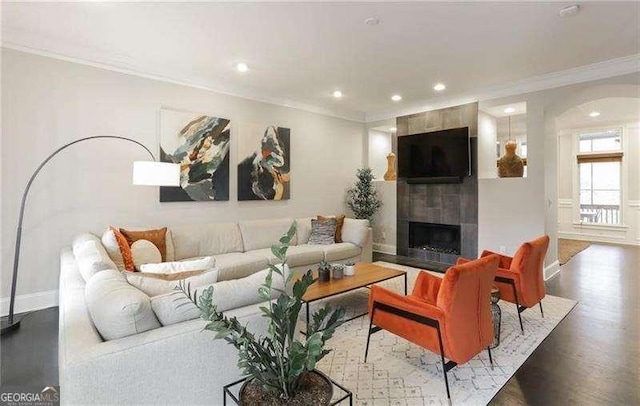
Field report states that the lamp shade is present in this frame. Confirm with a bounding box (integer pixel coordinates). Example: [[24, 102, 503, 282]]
[[133, 161, 181, 186]]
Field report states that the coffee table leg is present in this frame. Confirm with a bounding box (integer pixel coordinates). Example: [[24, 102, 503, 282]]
[[404, 273, 407, 295]]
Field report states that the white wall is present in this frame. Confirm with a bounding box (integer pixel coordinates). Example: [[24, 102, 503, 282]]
[[368, 130, 392, 180], [1, 49, 366, 309], [371, 180, 396, 254], [478, 111, 497, 179]]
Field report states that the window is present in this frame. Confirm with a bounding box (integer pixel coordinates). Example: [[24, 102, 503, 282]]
[[577, 129, 623, 225]]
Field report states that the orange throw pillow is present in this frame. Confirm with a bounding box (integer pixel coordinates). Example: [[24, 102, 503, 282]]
[[317, 215, 345, 243], [119, 227, 168, 263], [110, 227, 135, 271]]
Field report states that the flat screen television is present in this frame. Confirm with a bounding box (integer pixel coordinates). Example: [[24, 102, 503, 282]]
[[398, 127, 470, 180]]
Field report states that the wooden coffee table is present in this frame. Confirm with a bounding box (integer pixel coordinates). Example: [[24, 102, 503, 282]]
[[299, 262, 407, 335]]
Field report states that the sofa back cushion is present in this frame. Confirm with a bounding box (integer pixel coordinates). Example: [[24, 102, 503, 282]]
[[295, 217, 313, 244], [151, 266, 287, 326], [85, 270, 161, 340], [72, 233, 119, 282], [170, 223, 244, 259], [125, 269, 219, 297], [239, 218, 297, 251]]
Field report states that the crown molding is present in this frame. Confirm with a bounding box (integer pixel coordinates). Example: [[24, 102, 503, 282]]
[[365, 53, 640, 122], [1, 43, 367, 123]]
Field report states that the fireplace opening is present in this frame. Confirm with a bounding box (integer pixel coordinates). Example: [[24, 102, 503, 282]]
[[409, 222, 461, 255]]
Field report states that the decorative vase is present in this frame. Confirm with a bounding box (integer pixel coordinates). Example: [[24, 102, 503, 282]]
[[332, 266, 344, 279], [239, 370, 334, 405], [318, 268, 331, 282], [383, 152, 397, 181], [344, 265, 355, 276]]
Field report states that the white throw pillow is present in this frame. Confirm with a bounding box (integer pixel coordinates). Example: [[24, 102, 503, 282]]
[[151, 266, 287, 326], [130, 240, 162, 268], [139, 256, 216, 274], [125, 269, 219, 297], [72, 235, 119, 282], [85, 270, 161, 340], [101, 228, 176, 271]]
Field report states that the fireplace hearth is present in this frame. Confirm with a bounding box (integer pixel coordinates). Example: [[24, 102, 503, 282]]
[[409, 222, 461, 256]]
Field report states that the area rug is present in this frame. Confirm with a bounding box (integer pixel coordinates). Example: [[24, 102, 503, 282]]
[[311, 261, 577, 405], [558, 238, 592, 265]]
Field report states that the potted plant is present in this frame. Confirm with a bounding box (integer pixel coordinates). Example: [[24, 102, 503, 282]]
[[177, 222, 345, 404], [332, 264, 344, 279], [344, 262, 356, 277], [318, 260, 331, 282], [346, 167, 383, 224]]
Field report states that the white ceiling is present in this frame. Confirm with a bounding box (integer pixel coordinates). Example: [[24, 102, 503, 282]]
[[557, 97, 640, 129], [2, 2, 639, 122]]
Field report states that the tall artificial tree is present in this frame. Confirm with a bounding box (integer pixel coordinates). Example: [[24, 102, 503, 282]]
[[347, 168, 383, 224]]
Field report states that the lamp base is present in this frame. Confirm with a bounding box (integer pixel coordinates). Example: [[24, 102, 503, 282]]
[[1, 318, 21, 336]]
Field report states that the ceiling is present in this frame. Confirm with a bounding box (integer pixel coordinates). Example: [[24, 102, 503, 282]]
[[2, 2, 639, 122], [557, 97, 640, 129]]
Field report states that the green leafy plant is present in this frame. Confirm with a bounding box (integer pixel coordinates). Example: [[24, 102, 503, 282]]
[[176, 222, 345, 400], [332, 264, 344, 272], [347, 167, 382, 224], [318, 260, 331, 272]]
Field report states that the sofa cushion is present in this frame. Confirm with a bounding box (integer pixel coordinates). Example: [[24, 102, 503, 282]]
[[151, 267, 286, 326], [72, 233, 119, 282], [85, 270, 161, 340], [295, 217, 313, 245], [253, 245, 325, 268], [213, 252, 270, 281], [322, 242, 361, 262], [102, 228, 176, 270], [238, 218, 297, 251], [139, 256, 216, 274], [125, 269, 219, 297], [170, 223, 244, 259], [341, 218, 370, 247]]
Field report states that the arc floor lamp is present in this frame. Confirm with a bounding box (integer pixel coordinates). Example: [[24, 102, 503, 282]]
[[1, 135, 181, 335]]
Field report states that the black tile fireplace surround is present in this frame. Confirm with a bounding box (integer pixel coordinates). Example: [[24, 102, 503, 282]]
[[409, 222, 461, 255]]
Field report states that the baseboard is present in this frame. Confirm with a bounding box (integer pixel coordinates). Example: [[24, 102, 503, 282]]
[[558, 231, 639, 246], [544, 260, 560, 281], [373, 243, 396, 255], [0, 290, 58, 317]]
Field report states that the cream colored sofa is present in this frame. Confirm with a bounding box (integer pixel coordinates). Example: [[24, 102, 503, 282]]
[[59, 217, 371, 405]]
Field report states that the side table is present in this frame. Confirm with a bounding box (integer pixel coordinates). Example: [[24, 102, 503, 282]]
[[490, 286, 502, 349]]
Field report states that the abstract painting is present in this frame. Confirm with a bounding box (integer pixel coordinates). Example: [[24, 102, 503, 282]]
[[159, 109, 230, 201], [237, 125, 290, 201]]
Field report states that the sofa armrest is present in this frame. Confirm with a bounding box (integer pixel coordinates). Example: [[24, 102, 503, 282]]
[[341, 218, 370, 247]]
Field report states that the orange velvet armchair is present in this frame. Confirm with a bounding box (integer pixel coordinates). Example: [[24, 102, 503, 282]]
[[365, 255, 500, 399], [479, 235, 550, 334]]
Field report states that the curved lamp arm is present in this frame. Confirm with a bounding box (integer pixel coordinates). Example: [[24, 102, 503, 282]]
[[2, 136, 162, 334]]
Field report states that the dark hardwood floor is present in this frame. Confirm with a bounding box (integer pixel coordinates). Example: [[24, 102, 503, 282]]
[[1, 243, 638, 404]]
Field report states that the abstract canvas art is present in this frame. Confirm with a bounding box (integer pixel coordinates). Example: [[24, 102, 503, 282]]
[[159, 109, 230, 201], [237, 125, 290, 201]]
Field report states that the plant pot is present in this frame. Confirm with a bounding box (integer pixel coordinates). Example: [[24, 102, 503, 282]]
[[344, 265, 355, 276], [239, 370, 333, 405], [332, 267, 344, 279], [318, 268, 331, 282]]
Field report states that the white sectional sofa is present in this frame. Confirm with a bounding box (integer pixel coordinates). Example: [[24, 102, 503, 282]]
[[59, 217, 371, 405]]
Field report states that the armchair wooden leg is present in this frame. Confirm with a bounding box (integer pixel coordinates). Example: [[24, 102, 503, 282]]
[[539, 301, 544, 318]]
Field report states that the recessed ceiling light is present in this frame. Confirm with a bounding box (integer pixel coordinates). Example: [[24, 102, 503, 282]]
[[390, 127, 397, 132], [364, 17, 380, 26], [235, 62, 248, 73], [333, 90, 343, 99], [433, 83, 446, 92], [391, 94, 402, 102], [504, 107, 516, 114], [589, 111, 601, 117], [558, 4, 580, 18]]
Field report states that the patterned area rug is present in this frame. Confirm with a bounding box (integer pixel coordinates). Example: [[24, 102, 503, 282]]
[[310, 262, 577, 405], [558, 239, 592, 265]]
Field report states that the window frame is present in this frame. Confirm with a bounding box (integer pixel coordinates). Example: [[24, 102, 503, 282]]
[[573, 125, 626, 227]]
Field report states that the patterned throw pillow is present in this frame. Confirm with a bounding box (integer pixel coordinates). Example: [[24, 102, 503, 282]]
[[317, 214, 346, 243], [308, 218, 337, 245]]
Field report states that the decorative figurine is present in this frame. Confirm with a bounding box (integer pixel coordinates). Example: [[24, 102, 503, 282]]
[[383, 152, 397, 181], [498, 140, 524, 178]]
